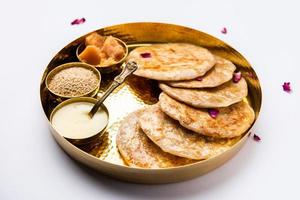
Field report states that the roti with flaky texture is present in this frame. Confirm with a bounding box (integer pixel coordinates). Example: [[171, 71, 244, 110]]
[[116, 109, 194, 168], [138, 105, 237, 160], [166, 56, 236, 88], [126, 43, 216, 81], [159, 78, 248, 108], [159, 93, 255, 138]]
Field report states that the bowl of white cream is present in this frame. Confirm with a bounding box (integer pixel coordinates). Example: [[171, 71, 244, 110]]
[[50, 97, 109, 145]]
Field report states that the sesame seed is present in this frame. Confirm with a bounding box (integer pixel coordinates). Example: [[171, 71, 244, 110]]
[[48, 67, 99, 97]]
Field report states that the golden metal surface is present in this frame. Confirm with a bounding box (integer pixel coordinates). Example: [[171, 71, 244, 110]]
[[40, 22, 262, 184], [89, 61, 138, 117]]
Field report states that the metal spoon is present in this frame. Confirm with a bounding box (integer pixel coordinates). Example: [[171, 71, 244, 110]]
[[89, 61, 138, 118]]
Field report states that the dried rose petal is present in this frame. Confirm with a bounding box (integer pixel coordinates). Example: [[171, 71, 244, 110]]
[[246, 72, 255, 78], [253, 134, 261, 142], [196, 76, 203, 81], [221, 27, 227, 34], [208, 109, 219, 119], [140, 52, 151, 58], [282, 82, 292, 93], [233, 71, 242, 83], [71, 18, 86, 25]]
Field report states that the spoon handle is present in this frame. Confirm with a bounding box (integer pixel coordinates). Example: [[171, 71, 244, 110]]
[[89, 61, 138, 117]]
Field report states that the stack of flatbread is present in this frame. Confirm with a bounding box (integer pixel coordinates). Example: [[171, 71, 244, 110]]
[[116, 43, 255, 168]]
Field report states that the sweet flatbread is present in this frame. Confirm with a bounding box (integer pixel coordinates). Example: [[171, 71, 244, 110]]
[[166, 56, 236, 88], [116, 109, 194, 168], [126, 43, 215, 81], [159, 78, 248, 108], [159, 93, 255, 138], [138, 105, 236, 160]]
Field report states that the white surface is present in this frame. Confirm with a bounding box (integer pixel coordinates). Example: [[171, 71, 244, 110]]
[[0, 0, 299, 199]]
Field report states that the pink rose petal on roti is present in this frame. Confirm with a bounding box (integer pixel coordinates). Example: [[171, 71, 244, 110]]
[[208, 109, 219, 119], [233, 71, 242, 83], [140, 52, 151, 58], [196, 76, 203, 81]]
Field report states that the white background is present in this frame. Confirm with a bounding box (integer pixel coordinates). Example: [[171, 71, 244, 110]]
[[1, 0, 299, 199]]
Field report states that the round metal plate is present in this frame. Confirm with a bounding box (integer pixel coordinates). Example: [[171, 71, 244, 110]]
[[40, 22, 262, 184]]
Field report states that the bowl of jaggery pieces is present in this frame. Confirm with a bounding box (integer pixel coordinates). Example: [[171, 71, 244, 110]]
[[76, 32, 128, 73]]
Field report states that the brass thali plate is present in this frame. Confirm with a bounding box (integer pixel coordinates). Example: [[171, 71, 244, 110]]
[[40, 22, 262, 184]]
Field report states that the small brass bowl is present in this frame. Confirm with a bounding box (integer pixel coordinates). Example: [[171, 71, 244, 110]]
[[76, 37, 129, 73], [50, 97, 109, 145], [45, 62, 101, 99]]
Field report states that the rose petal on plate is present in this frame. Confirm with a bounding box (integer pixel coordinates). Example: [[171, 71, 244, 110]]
[[195, 76, 203, 81], [233, 71, 242, 83], [246, 71, 255, 78], [282, 82, 292, 93], [71, 18, 86, 25], [208, 108, 219, 119], [140, 52, 151, 58]]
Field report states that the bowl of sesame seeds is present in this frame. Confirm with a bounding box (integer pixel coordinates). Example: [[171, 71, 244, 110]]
[[46, 62, 101, 99]]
